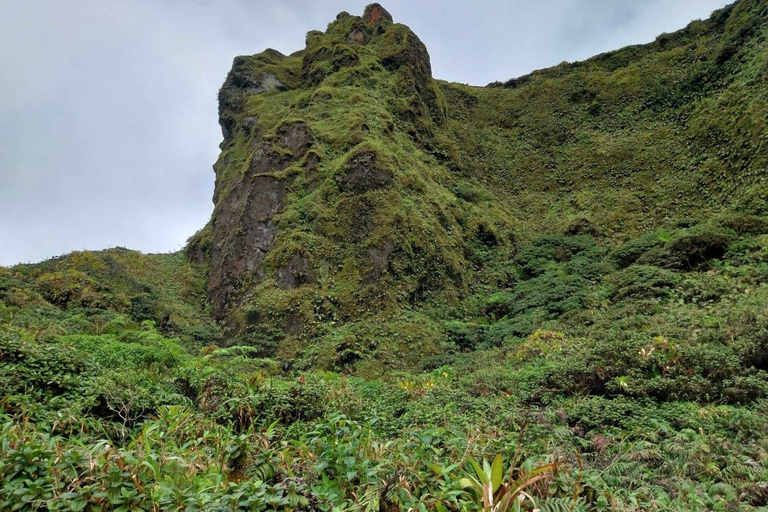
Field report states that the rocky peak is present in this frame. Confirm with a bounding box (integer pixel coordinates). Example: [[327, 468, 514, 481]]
[[362, 3, 393, 24], [195, 4, 460, 336]]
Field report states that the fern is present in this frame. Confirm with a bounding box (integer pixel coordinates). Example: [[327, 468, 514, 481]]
[[537, 496, 589, 512], [244, 454, 279, 482], [706, 482, 737, 501]]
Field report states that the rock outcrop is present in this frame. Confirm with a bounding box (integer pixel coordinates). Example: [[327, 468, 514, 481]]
[[195, 3, 498, 337], [335, 150, 393, 194], [207, 117, 316, 320], [187, 0, 767, 351]]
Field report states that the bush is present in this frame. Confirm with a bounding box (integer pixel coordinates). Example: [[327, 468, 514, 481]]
[[128, 293, 157, 321], [504, 273, 590, 319], [515, 235, 602, 278], [229, 326, 284, 357], [445, 321, 490, 351], [612, 233, 666, 269], [638, 230, 729, 270], [607, 265, 680, 301], [0, 329, 95, 399], [61, 331, 186, 372], [249, 376, 331, 425]]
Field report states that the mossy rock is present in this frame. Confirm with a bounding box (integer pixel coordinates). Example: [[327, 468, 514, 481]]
[[187, 0, 768, 368], [335, 145, 394, 194]]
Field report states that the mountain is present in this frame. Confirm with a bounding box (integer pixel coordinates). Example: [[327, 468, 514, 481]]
[[2, 3, 768, 510], [185, 0, 767, 365]]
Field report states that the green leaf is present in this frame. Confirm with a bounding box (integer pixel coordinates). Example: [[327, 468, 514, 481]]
[[468, 457, 486, 484], [459, 477, 479, 491], [491, 454, 503, 492]]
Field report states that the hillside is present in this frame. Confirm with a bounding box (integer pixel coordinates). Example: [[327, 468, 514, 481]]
[[185, 0, 767, 370], [2, 2, 768, 510]]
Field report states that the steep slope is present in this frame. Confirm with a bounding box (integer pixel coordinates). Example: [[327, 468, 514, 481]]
[[445, 0, 768, 239], [2, 4, 768, 509], [188, 4, 516, 355], [1, 249, 218, 347], [189, 1, 767, 363]]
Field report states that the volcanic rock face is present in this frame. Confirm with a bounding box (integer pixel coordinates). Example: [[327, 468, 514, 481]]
[[335, 151, 393, 194], [207, 118, 316, 320], [218, 56, 287, 147], [189, 0, 768, 349], [197, 3, 479, 333], [362, 3, 393, 24]]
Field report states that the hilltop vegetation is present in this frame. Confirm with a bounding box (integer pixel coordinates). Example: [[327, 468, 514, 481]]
[[2, 1, 768, 510], [190, 0, 767, 364]]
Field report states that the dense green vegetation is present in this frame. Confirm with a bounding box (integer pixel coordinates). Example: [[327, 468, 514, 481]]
[[193, 0, 768, 362], [3, 207, 767, 510], [2, 1, 768, 510]]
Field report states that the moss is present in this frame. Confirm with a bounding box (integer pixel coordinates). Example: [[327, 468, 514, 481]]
[[190, 1, 768, 368], [185, 223, 214, 263], [5, 6, 768, 508]]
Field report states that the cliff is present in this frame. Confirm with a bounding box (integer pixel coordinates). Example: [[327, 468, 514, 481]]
[[187, 1, 767, 365]]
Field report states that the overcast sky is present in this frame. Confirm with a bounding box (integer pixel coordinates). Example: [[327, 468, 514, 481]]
[[0, 0, 731, 266]]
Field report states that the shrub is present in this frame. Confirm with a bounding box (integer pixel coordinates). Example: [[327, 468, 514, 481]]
[[35, 270, 103, 308], [445, 321, 491, 351], [128, 293, 157, 321], [512, 330, 567, 361], [0, 329, 95, 400], [229, 326, 285, 357], [612, 234, 666, 269], [249, 376, 331, 425], [638, 230, 730, 270], [504, 273, 590, 320], [607, 265, 680, 301], [515, 235, 602, 278]]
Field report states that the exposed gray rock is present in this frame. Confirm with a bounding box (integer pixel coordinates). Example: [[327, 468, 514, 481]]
[[244, 72, 285, 95], [276, 252, 315, 289], [305, 151, 320, 173], [362, 238, 394, 284], [218, 57, 288, 146], [336, 151, 393, 194], [242, 116, 260, 134], [348, 28, 368, 45], [277, 122, 314, 157], [207, 123, 313, 319], [284, 311, 303, 335], [249, 122, 313, 175]]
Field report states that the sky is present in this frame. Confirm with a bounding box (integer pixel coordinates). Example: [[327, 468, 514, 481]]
[[0, 0, 731, 266]]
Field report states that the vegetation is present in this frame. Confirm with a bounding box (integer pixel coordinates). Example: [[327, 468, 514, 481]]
[[3, 207, 767, 511], [3, 1, 768, 510]]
